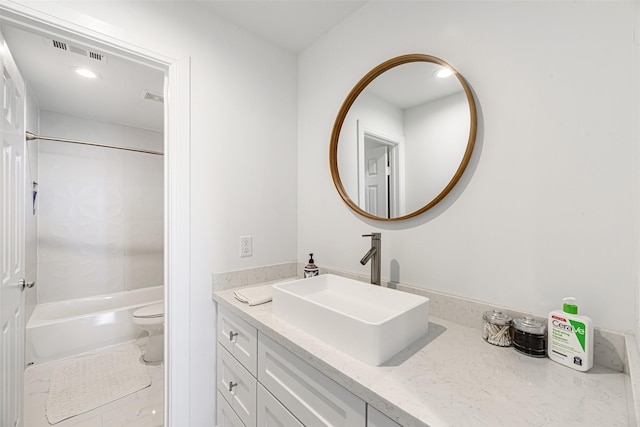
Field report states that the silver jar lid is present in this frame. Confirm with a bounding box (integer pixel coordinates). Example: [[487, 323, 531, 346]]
[[513, 316, 546, 334], [482, 310, 512, 326]]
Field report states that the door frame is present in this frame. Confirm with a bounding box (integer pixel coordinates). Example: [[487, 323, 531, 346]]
[[0, 3, 192, 425], [357, 120, 405, 217]]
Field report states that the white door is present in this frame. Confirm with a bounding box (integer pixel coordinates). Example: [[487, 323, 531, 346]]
[[363, 138, 389, 218], [0, 29, 26, 427]]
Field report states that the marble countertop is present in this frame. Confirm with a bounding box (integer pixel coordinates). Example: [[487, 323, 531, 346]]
[[213, 281, 631, 427]]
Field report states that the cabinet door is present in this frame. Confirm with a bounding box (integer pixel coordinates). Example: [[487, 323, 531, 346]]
[[257, 383, 303, 427], [217, 344, 257, 427], [258, 333, 366, 427], [367, 406, 402, 427], [217, 391, 246, 427], [218, 307, 258, 376]]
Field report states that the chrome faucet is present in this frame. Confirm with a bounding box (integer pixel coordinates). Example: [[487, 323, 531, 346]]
[[360, 232, 381, 286]]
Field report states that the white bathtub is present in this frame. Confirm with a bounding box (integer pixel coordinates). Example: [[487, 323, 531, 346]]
[[26, 286, 163, 365]]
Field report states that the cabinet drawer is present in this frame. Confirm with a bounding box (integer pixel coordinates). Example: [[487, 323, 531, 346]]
[[217, 390, 246, 427], [258, 333, 366, 427], [217, 344, 257, 427], [367, 406, 402, 427], [257, 383, 303, 427], [218, 307, 258, 376]]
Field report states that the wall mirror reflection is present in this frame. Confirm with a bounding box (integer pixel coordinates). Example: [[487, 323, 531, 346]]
[[330, 54, 478, 221]]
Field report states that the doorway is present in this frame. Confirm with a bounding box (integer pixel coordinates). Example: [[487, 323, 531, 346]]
[[357, 121, 405, 219], [0, 4, 191, 426]]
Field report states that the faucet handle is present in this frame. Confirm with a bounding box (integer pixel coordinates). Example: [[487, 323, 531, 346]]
[[362, 232, 381, 239]]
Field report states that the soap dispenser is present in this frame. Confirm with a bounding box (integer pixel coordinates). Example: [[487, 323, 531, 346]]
[[304, 253, 319, 278], [548, 297, 593, 371]]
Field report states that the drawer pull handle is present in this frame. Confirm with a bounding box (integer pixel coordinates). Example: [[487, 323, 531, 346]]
[[229, 331, 238, 341], [228, 381, 238, 392]]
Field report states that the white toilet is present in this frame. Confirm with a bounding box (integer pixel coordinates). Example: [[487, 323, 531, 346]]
[[132, 302, 164, 362]]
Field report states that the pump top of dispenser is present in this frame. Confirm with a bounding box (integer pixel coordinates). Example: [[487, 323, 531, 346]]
[[562, 297, 578, 315], [304, 253, 319, 278]]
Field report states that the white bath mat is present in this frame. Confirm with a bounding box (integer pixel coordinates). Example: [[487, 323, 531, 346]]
[[45, 344, 151, 424]]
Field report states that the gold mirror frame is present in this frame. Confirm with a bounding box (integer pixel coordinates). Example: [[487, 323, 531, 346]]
[[329, 54, 478, 221]]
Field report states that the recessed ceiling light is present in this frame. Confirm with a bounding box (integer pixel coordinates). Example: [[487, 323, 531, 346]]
[[435, 68, 453, 78], [73, 67, 99, 79]]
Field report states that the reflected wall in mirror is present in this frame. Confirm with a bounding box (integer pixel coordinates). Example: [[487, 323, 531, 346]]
[[330, 54, 477, 221]]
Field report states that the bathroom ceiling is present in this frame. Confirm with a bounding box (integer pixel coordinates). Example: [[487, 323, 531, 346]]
[[2, 1, 366, 133], [3, 24, 165, 132], [201, 1, 367, 53]]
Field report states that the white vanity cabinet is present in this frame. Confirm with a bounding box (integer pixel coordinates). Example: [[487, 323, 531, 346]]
[[257, 383, 303, 427], [217, 308, 258, 427], [216, 306, 396, 427], [367, 406, 402, 427], [217, 391, 246, 427], [218, 306, 258, 376], [257, 333, 366, 427], [217, 343, 257, 426]]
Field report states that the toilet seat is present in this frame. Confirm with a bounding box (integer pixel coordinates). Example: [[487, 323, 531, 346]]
[[133, 302, 164, 319]]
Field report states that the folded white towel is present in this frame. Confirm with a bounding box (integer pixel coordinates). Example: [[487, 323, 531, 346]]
[[234, 285, 273, 306]]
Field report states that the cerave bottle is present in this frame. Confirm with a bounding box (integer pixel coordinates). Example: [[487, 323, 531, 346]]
[[547, 297, 593, 372]]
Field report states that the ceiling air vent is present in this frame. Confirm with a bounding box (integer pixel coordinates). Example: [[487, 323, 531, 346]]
[[89, 51, 103, 61], [52, 40, 67, 50], [141, 90, 164, 104], [48, 38, 107, 63]]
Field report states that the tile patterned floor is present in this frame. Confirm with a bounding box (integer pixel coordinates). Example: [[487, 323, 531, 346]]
[[24, 339, 164, 427]]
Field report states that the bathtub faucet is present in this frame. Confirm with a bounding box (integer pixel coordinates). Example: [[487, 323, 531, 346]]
[[360, 233, 381, 286]]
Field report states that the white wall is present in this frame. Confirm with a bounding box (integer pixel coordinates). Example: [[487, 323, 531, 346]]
[[36, 111, 163, 303], [298, 1, 636, 333], [18, 2, 299, 425], [404, 91, 469, 212]]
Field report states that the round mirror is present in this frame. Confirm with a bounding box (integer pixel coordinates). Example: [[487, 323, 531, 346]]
[[330, 54, 477, 221]]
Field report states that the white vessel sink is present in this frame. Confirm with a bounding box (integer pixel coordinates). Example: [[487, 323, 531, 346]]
[[272, 274, 429, 366]]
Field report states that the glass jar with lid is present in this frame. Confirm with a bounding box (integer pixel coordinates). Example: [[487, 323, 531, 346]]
[[512, 316, 547, 357], [482, 310, 513, 347]]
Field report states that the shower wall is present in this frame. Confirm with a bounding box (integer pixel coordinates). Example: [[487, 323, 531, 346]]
[[37, 110, 163, 303]]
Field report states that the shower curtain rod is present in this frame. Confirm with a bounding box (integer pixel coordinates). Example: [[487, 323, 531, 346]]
[[25, 131, 163, 156]]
